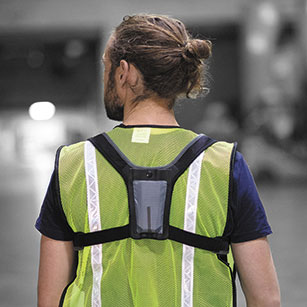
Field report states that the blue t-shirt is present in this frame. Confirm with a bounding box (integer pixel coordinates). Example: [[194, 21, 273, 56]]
[[35, 127, 272, 243]]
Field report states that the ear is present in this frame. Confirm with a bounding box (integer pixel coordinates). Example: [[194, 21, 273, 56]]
[[117, 60, 140, 89], [126, 64, 139, 88], [117, 60, 130, 87]]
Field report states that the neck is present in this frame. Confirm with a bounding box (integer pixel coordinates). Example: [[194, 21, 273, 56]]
[[122, 98, 179, 126]]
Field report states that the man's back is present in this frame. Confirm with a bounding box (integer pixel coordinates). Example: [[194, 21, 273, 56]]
[[58, 125, 235, 306]]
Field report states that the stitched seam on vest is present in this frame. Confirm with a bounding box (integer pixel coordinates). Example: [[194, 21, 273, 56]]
[[181, 151, 204, 307], [85, 141, 102, 307]]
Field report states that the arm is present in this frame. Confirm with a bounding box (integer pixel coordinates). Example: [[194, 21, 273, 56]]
[[231, 237, 281, 307], [37, 235, 75, 307]]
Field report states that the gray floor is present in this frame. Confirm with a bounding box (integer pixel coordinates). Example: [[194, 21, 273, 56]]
[[0, 155, 306, 306]]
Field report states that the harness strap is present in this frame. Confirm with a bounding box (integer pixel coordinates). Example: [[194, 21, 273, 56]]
[[73, 225, 229, 254], [89, 133, 130, 180], [89, 133, 217, 182], [73, 132, 229, 254], [73, 225, 130, 250], [168, 226, 229, 254]]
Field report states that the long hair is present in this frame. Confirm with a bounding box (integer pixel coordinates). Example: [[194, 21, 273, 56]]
[[108, 14, 212, 107]]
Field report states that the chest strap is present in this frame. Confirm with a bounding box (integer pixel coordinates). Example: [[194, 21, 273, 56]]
[[73, 224, 229, 254], [73, 133, 229, 255]]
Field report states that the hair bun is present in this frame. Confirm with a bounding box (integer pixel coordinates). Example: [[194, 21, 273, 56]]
[[184, 39, 212, 61]]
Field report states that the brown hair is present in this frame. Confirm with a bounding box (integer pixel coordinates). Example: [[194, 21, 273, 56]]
[[108, 14, 212, 106]]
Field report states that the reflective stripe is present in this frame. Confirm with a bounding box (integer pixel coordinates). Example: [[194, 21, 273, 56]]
[[181, 151, 204, 307], [84, 141, 102, 307]]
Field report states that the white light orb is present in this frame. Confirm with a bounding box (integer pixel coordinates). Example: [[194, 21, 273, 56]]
[[247, 35, 269, 55], [29, 101, 56, 121], [258, 2, 279, 26]]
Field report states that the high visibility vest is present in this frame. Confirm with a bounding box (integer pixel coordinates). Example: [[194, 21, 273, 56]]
[[58, 127, 237, 307]]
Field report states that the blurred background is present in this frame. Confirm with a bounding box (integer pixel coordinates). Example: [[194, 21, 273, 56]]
[[0, 0, 306, 306]]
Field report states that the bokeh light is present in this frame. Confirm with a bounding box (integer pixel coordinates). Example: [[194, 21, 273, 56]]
[[28, 101, 56, 121]]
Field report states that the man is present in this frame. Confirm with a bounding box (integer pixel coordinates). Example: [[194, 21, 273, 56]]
[[36, 14, 280, 307]]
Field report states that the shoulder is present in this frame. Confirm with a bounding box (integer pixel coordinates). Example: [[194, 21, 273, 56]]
[[210, 139, 236, 155], [202, 137, 237, 171], [233, 151, 257, 193], [230, 151, 272, 243], [232, 150, 258, 204], [233, 151, 246, 170], [56, 141, 86, 179], [58, 141, 85, 160]]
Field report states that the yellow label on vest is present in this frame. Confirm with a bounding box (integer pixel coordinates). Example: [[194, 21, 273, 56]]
[[131, 128, 151, 143]]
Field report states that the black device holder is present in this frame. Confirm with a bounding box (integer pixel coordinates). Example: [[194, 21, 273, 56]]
[[73, 133, 230, 254]]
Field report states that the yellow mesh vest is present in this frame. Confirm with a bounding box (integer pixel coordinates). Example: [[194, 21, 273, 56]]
[[58, 127, 235, 307]]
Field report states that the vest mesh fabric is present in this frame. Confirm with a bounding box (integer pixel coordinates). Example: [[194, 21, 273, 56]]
[[59, 127, 235, 307]]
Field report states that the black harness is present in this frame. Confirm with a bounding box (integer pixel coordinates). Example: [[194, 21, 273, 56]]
[[73, 133, 230, 254]]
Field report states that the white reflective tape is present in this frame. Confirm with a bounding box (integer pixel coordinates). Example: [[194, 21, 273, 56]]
[[181, 151, 204, 307], [84, 141, 102, 307]]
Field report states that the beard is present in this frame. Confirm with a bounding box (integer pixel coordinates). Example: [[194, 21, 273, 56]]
[[104, 69, 124, 121]]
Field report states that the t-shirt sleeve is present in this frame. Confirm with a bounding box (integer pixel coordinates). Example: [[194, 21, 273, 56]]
[[229, 151, 272, 243], [35, 163, 74, 241]]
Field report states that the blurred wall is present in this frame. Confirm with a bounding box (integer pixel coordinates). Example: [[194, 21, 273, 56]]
[[0, 0, 299, 33]]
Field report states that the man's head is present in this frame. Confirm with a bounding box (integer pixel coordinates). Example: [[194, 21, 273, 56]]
[[103, 14, 212, 121]]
